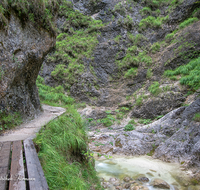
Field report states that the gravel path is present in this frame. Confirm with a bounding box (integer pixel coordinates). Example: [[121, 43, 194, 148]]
[[0, 105, 66, 142]]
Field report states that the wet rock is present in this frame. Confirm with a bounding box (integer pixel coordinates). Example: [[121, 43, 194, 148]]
[[101, 181, 110, 188], [150, 178, 170, 189], [122, 183, 131, 189], [115, 186, 122, 190], [137, 177, 149, 182], [130, 186, 140, 190], [123, 176, 131, 182]]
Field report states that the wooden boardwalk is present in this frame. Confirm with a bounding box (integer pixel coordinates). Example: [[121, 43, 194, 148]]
[[0, 140, 49, 190]]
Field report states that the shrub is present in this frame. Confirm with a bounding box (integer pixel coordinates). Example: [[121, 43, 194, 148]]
[[140, 7, 152, 16], [36, 76, 74, 106], [124, 68, 138, 78], [139, 16, 162, 30], [124, 15, 134, 29], [138, 118, 152, 125], [164, 56, 200, 90], [150, 42, 160, 54], [146, 68, 153, 79], [179, 17, 198, 29], [148, 81, 161, 96], [124, 124, 135, 131], [0, 112, 22, 134], [193, 113, 200, 122], [128, 119, 136, 124]]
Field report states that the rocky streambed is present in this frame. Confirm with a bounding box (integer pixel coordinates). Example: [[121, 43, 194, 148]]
[[79, 98, 200, 190]]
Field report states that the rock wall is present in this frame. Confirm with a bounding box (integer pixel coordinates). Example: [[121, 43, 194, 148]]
[[0, 12, 56, 118]]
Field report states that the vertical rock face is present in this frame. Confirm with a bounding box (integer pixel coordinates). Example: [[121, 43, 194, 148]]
[[0, 12, 56, 117]]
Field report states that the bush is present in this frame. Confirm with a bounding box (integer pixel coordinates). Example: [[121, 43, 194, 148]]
[[124, 124, 135, 131], [193, 113, 200, 122], [164, 56, 200, 90], [124, 68, 138, 78], [179, 17, 198, 29], [150, 42, 160, 54], [0, 112, 22, 134], [148, 81, 161, 96], [139, 16, 162, 30], [36, 76, 74, 106]]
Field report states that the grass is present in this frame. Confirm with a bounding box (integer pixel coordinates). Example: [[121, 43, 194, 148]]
[[48, 1, 104, 90], [193, 113, 200, 122], [164, 56, 200, 90], [179, 17, 198, 29], [124, 68, 138, 78], [148, 81, 161, 96], [124, 124, 135, 131], [0, 112, 22, 134], [35, 76, 102, 189], [138, 118, 152, 125]]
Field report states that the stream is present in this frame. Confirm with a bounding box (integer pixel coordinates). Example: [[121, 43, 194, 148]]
[[95, 155, 200, 190]]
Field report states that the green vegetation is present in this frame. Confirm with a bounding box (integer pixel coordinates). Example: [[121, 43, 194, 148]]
[[148, 81, 161, 96], [128, 119, 136, 125], [0, 112, 22, 134], [36, 76, 74, 106], [48, 1, 104, 90], [138, 118, 152, 125], [0, 0, 58, 33], [139, 16, 162, 30], [146, 68, 153, 79], [193, 113, 200, 122], [0, 66, 3, 81], [179, 17, 198, 29], [164, 56, 200, 90], [35, 76, 102, 189], [124, 124, 135, 131], [124, 68, 138, 78], [150, 42, 160, 54]]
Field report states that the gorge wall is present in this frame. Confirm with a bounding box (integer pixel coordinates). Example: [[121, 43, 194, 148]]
[[0, 5, 56, 118]]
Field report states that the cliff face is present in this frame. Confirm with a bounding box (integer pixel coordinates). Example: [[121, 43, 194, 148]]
[[41, 0, 200, 118], [0, 11, 56, 117]]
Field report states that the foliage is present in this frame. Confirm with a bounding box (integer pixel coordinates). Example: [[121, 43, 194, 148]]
[[124, 15, 134, 29], [113, 2, 126, 16], [138, 118, 152, 125], [139, 16, 162, 30], [140, 7, 152, 16], [0, 112, 22, 134], [36, 75, 74, 106], [150, 42, 160, 54], [124, 124, 135, 131], [128, 119, 136, 124], [179, 17, 198, 29], [164, 56, 200, 90], [48, 2, 103, 90], [0, 0, 59, 32], [148, 81, 161, 96], [146, 68, 153, 79], [34, 107, 102, 190], [193, 113, 200, 122], [124, 68, 138, 78]]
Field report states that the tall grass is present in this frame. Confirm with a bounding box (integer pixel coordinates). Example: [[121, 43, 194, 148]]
[[35, 76, 102, 189], [164, 56, 200, 90]]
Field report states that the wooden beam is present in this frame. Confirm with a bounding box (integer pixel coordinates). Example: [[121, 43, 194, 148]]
[[24, 139, 49, 190], [9, 141, 26, 190], [0, 141, 11, 190]]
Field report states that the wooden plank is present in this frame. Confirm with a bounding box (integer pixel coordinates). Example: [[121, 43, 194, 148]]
[[0, 141, 11, 190], [24, 139, 49, 190], [9, 141, 26, 190]]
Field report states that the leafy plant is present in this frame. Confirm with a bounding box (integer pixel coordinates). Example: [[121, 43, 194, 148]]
[[124, 68, 138, 78], [193, 113, 200, 122], [138, 118, 152, 125], [128, 119, 136, 125], [150, 42, 160, 54], [148, 81, 161, 96], [179, 17, 198, 29], [164, 56, 200, 90], [124, 124, 135, 131]]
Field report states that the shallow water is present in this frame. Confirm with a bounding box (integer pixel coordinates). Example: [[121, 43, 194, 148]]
[[95, 155, 187, 190]]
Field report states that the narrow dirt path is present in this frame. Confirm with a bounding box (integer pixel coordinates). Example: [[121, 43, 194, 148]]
[[0, 105, 66, 142]]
